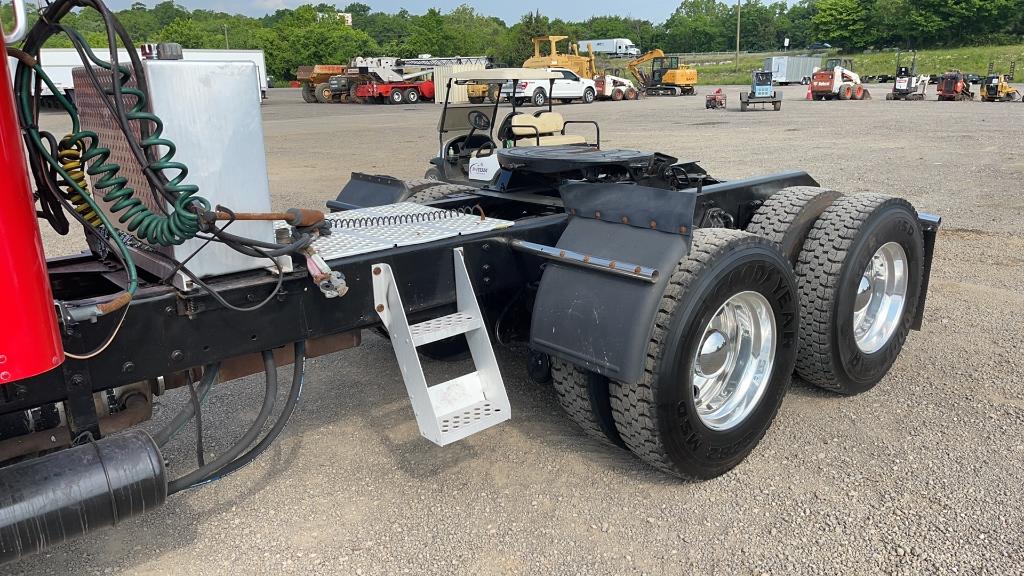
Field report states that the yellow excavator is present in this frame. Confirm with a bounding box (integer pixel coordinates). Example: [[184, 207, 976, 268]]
[[627, 49, 698, 96]]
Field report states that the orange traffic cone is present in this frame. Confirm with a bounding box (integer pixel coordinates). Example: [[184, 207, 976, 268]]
[[806, 85, 812, 100]]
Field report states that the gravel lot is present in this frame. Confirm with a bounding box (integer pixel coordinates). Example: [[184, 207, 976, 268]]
[[14, 84, 1024, 575]]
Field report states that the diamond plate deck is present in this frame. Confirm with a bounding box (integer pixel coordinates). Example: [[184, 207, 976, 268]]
[[278, 203, 513, 260]]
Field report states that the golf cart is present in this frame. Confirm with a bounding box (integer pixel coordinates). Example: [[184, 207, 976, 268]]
[[424, 68, 600, 187]]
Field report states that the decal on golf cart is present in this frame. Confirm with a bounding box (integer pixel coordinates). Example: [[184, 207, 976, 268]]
[[468, 153, 500, 180]]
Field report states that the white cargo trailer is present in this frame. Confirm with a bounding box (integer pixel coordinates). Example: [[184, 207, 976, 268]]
[[579, 38, 640, 57], [8, 47, 268, 103], [764, 56, 822, 85]]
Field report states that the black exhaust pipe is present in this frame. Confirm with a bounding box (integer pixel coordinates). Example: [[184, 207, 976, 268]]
[[0, 430, 166, 565]]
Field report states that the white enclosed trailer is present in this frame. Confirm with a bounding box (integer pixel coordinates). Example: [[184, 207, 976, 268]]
[[764, 56, 822, 85], [8, 47, 269, 102]]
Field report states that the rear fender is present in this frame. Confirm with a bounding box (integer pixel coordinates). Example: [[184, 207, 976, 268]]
[[530, 182, 695, 384], [328, 172, 411, 211]]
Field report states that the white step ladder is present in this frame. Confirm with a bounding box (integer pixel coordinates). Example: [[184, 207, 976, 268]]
[[372, 248, 511, 446]]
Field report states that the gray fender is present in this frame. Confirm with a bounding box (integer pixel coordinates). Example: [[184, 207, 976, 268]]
[[328, 172, 412, 211], [529, 182, 695, 385]]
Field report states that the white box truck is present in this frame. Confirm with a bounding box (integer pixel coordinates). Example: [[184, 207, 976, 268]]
[[764, 56, 822, 85], [579, 38, 640, 57], [8, 47, 269, 104]]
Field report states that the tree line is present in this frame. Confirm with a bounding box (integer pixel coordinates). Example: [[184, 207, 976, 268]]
[[4, 1, 1023, 81]]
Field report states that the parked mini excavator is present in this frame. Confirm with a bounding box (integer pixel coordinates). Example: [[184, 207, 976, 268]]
[[886, 52, 929, 101], [628, 49, 698, 96]]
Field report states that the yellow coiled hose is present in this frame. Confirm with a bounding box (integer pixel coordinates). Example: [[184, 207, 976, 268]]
[[57, 136, 102, 228]]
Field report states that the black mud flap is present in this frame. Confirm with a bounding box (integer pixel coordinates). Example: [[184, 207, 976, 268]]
[[327, 172, 411, 211], [912, 212, 942, 330], [529, 182, 695, 385]]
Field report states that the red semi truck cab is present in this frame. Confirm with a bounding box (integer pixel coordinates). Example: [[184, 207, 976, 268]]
[[0, 29, 65, 384]]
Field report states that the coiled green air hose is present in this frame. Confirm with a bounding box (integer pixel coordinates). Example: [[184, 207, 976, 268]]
[[56, 32, 211, 246]]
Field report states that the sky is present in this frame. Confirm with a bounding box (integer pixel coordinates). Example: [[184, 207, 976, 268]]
[[99, 0, 686, 24]]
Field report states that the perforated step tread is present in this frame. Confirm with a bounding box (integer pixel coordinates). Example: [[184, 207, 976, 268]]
[[410, 312, 481, 347]]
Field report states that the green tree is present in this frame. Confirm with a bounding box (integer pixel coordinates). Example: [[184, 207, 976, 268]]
[[663, 0, 730, 52], [811, 0, 869, 51], [157, 18, 217, 48]]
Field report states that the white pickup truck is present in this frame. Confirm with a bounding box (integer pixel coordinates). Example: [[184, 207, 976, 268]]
[[501, 68, 597, 107]]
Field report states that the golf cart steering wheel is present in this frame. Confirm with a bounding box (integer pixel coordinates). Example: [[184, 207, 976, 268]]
[[460, 110, 492, 155]]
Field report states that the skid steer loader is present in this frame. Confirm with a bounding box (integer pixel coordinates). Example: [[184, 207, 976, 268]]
[[980, 61, 1021, 102]]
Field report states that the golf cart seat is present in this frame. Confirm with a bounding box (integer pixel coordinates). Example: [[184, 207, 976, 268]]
[[510, 112, 590, 147]]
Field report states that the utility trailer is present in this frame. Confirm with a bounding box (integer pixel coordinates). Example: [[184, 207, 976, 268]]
[[764, 56, 821, 85], [0, 0, 942, 566], [739, 71, 782, 111]]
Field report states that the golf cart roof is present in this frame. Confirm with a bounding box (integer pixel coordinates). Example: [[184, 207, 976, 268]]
[[451, 68, 561, 83]]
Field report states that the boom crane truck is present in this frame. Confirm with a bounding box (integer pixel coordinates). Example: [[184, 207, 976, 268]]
[[0, 0, 940, 567]]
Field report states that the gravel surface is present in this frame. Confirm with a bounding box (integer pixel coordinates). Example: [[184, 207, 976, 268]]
[[13, 85, 1024, 575]]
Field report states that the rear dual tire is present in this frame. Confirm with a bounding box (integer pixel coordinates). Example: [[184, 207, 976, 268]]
[[608, 230, 799, 480], [551, 192, 924, 478], [748, 189, 924, 395], [551, 359, 625, 448], [794, 194, 923, 395]]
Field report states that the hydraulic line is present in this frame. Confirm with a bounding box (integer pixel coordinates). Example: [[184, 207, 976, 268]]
[[152, 364, 220, 448], [167, 350, 279, 495], [196, 342, 307, 485]]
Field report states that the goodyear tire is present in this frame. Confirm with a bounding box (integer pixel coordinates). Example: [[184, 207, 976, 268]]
[[315, 83, 332, 103], [746, 186, 842, 265], [610, 229, 799, 480], [551, 359, 626, 448], [795, 194, 924, 395]]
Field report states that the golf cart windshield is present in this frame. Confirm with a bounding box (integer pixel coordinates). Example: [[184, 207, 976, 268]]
[[438, 68, 561, 152]]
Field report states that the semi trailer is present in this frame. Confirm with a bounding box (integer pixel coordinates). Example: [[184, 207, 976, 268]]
[[0, 0, 940, 567]]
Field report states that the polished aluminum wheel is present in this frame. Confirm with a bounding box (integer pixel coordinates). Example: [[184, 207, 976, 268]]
[[853, 242, 908, 354], [691, 291, 777, 431]]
